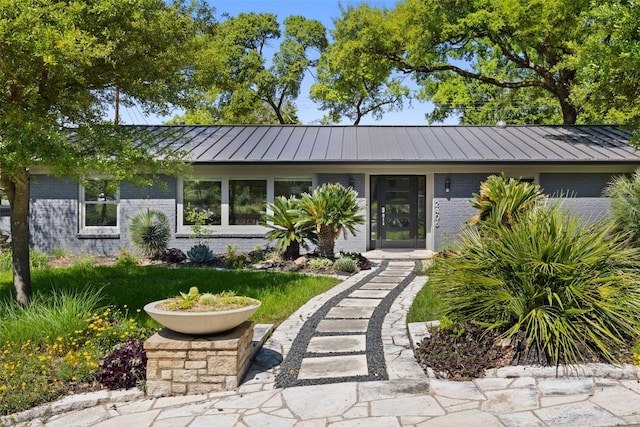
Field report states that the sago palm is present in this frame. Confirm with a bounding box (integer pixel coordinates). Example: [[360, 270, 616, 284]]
[[298, 183, 365, 258], [262, 196, 314, 259]]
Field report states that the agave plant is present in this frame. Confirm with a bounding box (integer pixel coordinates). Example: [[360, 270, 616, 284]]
[[469, 174, 545, 227], [129, 209, 170, 258], [429, 202, 640, 366], [261, 196, 315, 259], [298, 183, 365, 259]]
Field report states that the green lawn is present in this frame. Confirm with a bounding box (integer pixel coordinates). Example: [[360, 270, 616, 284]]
[[0, 264, 341, 327]]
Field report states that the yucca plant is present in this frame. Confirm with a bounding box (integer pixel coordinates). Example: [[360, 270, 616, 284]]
[[129, 209, 171, 258], [298, 183, 365, 259], [429, 202, 640, 366], [469, 174, 546, 227], [604, 170, 640, 245], [261, 196, 315, 259]]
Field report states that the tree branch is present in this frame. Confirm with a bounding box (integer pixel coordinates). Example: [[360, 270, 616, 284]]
[[385, 53, 548, 90]]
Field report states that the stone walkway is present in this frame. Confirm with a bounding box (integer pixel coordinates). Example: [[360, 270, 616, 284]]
[[4, 261, 640, 426]]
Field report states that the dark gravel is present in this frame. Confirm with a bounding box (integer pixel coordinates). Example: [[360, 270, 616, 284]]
[[275, 261, 417, 388]]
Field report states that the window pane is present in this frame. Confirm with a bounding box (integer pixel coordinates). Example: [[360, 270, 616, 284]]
[[274, 179, 312, 198], [84, 180, 118, 202], [229, 180, 266, 225], [0, 189, 9, 217], [85, 203, 117, 226], [183, 180, 221, 225]]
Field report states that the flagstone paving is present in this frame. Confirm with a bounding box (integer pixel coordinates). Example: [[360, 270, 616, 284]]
[[4, 261, 640, 426]]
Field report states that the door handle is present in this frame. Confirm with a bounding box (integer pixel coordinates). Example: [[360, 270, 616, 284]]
[[381, 206, 385, 226]]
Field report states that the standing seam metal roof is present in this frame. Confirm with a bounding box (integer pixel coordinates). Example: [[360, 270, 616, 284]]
[[132, 125, 640, 164]]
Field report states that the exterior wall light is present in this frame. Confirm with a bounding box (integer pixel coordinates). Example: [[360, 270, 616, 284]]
[[445, 178, 450, 193]]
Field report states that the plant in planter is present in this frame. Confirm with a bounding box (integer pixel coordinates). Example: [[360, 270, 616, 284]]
[[144, 287, 261, 335]]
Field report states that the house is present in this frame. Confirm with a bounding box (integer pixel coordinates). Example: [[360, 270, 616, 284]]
[[7, 124, 639, 256]]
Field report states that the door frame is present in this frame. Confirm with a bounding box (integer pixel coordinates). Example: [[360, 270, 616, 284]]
[[369, 174, 427, 249]]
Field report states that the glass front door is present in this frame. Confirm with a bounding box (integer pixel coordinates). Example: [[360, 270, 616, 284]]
[[370, 175, 426, 249]]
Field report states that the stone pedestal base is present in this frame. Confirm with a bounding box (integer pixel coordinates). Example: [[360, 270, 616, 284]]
[[144, 321, 254, 397]]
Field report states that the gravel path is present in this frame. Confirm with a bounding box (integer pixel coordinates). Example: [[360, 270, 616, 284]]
[[274, 261, 417, 388]]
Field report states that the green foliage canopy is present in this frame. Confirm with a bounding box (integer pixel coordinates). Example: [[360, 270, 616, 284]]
[[326, 0, 640, 128], [175, 12, 327, 124], [0, 0, 204, 303]]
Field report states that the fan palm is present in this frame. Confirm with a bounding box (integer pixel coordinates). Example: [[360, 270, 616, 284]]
[[469, 174, 545, 227]]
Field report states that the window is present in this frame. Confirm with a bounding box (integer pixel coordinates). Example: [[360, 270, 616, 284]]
[[183, 180, 221, 226], [0, 189, 9, 217], [229, 180, 266, 225], [80, 179, 119, 232], [274, 178, 312, 198]]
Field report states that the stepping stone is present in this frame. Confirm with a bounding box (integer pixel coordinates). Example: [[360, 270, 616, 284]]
[[307, 335, 367, 353], [350, 289, 391, 299], [326, 306, 376, 319], [360, 283, 397, 290], [338, 298, 382, 307], [297, 354, 368, 379], [316, 319, 369, 333], [370, 276, 402, 283]]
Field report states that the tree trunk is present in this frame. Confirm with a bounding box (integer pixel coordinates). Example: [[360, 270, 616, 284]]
[[284, 240, 300, 260], [317, 224, 335, 259], [560, 99, 578, 125], [1, 168, 32, 305]]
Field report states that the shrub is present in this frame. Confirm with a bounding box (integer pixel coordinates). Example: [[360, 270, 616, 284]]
[[130, 209, 170, 258], [97, 339, 147, 390], [187, 243, 214, 263], [308, 257, 334, 269], [70, 254, 96, 269], [159, 248, 187, 263], [338, 251, 371, 270], [469, 174, 545, 227], [333, 256, 359, 273], [429, 202, 640, 366], [298, 183, 365, 259], [262, 196, 315, 259], [414, 322, 506, 380], [115, 249, 139, 267], [605, 170, 640, 245]]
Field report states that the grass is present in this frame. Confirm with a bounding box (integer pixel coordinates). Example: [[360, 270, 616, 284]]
[[0, 263, 340, 415], [406, 280, 445, 323], [0, 264, 340, 328]]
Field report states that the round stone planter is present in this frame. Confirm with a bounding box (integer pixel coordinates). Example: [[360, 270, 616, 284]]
[[144, 299, 261, 335]]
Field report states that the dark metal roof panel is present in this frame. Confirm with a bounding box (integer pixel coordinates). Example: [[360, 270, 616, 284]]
[[132, 125, 639, 164]]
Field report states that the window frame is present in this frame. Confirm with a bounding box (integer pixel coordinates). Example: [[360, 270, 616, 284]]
[[177, 178, 223, 233], [78, 178, 120, 236], [176, 175, 314, 235]]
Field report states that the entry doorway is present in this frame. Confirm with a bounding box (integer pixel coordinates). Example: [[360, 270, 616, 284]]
[[370, 175, 426, 249]]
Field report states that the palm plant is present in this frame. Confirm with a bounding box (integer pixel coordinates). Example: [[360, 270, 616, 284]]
[[262, 196, 315, 259], [129, 208, 171, 258], [429, 202, 640, 366], [469, 174, 546, 227], [605, 170, 640, 245], [298, 183, 365, 258]]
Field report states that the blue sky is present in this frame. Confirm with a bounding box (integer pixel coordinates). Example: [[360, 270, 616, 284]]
[[118, 0, 441, 125]]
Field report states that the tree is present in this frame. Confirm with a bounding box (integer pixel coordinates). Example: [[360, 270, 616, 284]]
[[310, 5, 409, 125], [330, 0, 632, 125], [0, 0, 204, 304], [575, 2, 640, 138], [298, 183, 364, 259], [175, 12, 327, 125]]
